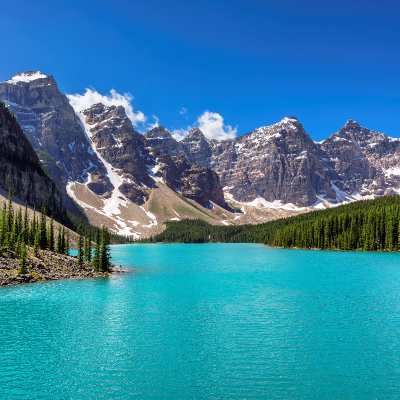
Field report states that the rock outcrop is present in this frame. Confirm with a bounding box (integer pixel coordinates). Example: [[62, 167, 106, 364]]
[[0, 100, 66, 220], [0, 249, 118, 288], [159, 117, 400, 207], [144, 126, 184, 155], [181, 128, 213, 166], [153, 154, 228, 209], [0, 71, 104, 215]]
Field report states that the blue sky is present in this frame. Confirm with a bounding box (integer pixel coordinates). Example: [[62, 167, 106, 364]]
[[1, 0, 399, 141]]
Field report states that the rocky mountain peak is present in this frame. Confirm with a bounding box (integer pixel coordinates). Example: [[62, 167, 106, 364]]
[[185, 127, 207, 140], [344, 119, 360, 128], [5, 70, 49, 85], [0, 73, 104, 215], [82, 103, 131, 129], [145, 125, 173, 139], [181, 128, 212, 166]]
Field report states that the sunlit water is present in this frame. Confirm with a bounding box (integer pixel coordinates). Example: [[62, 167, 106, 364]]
[[1, 244, 400, 399]]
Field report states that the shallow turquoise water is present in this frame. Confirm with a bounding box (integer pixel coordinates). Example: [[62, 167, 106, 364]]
[[1, 244, 400, 399]]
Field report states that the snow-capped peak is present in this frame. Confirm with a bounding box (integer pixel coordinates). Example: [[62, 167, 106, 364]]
[[6, 71, 48, 85], [279, 116, 299, 124]]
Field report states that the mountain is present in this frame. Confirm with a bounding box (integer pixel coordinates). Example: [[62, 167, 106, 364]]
[[0, 99, 65, 220], [168, 117, 400, 208], [0, 71, 100, 216], [3, 70, 399, 238], [320, 119, 400, 199], [0, 72, 239, 238], [144, 126, 184, 155]]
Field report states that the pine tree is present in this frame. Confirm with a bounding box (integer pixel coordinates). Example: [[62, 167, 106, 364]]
[[66, 230, 70, 256], [61, 226, 65, 254], [15, 230, 25, 258], [56, 228, 62, 254], [47, 214, 55, 252], [23, 202, 29, 244], [29, 211, 36, 246], [91, 228, 101, 271], [7, 181, 13, 233], [39, 205, 47, 249], [84, 229, 91, 262], [33, 230, 40, 257], [77, 220, 84, 267], [100, 226, 111, 272], [0, 202, 6, 251], [17, 241, 28, 274]]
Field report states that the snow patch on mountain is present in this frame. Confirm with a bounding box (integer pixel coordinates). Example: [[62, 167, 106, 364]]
[[6, 71, 47, 84]]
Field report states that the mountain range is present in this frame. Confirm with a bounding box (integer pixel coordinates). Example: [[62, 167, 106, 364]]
[[1, 70, 399, 238]]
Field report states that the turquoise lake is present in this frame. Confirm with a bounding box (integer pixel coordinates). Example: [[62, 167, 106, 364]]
[[1, 244, 400, 399]]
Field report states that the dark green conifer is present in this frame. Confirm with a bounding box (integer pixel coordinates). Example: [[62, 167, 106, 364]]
[[56, 228, 62, 254], [77, 219, 84, 267], [66, 230, 70, 256], [23, 202, 29, 244], [47, 214, 55, 252], [39, 205, 47, 249], [60, 226, 65, 254], [7, 181, 13, 233], [0, 202, 7, 248], [100, 226, 111, 272], [33, 230, 40, 257], [84, 229, 91, 262], [91, 228, 101, 271], [17, 241, 28, 274]]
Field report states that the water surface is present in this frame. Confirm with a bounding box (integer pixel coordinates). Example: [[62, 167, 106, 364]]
[[1, 244, 400, 399]]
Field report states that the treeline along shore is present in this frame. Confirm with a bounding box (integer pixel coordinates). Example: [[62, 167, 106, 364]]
[[0, 184, 118, 288], [140, 195, 400, 252]]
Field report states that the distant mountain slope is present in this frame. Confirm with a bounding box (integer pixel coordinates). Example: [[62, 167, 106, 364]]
[[141, 194, 400, 252], [67, 103, 236, 237], [4, 70, 399, 237], [150, 118, 400, 208], [1, 72, 237, 238]]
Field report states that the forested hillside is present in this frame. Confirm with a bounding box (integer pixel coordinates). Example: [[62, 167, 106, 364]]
[[140, 196, 400, 251]]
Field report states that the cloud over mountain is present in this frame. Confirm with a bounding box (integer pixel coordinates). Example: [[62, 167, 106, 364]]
[[67, 88, 147, 127], [197, 111, 237, 141]]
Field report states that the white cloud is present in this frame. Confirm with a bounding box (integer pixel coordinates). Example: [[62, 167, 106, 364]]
[[179, 107, 187, 114], [171, 126, 192, 142], [170, 111, 237, 142], [66, 88, 147, 127], [197, 111, 237, 141]]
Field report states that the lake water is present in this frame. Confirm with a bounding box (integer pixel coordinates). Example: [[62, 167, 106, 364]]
[[1, 244, 400, 399]]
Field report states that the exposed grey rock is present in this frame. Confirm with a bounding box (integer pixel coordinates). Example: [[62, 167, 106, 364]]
[[0, 101, 66, 220], [0, 71, 107, 214], [144, 126, 184, 155], [154, 154, 228, 209]]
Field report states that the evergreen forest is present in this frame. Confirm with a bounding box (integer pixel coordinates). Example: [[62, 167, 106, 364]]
[[0, 184, 112, 273], [140, 195, 400, 251]]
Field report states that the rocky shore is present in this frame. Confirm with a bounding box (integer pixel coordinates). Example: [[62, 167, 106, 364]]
[[0, 248, 121, 288]]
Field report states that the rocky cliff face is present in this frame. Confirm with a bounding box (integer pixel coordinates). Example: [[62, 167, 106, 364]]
[[80, 103, 156, 203], [206, 117, 335, 206], [148, 117, 400, 208], [0, 71, 103, 215], [0, 101, 65, 220], [320, 120, 400, 198], [65, 102, 231, 236], [153, 154, 228, 209], [181, 128, 213, 166], [144, 126, 184, 155]]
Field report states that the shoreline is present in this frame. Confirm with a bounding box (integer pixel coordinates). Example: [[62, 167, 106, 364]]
[[0, 248, 130, 288]]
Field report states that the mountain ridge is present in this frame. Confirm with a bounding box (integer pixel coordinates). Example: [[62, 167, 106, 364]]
[[2, 70, 399, 238]]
